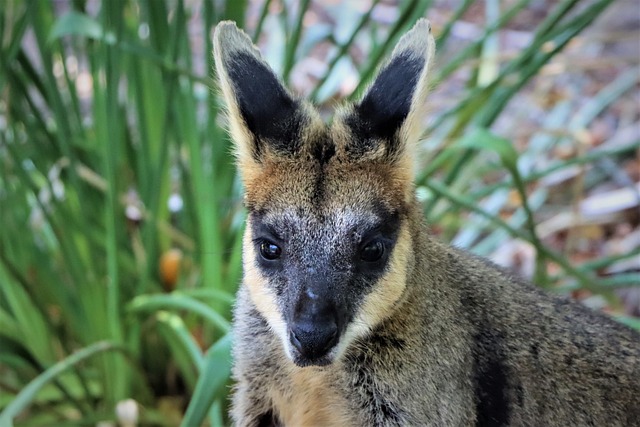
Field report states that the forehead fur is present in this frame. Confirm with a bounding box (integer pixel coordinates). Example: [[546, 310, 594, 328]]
[[243, 147, 411, 215], [214, 19, 434, 212]]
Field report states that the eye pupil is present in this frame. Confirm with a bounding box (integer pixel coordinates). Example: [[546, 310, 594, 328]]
[[361, 241, 384, 262], [260, 241, 281, 260]]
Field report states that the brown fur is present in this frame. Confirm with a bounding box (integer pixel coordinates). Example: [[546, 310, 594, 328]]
[[214, 19, 640, 427]]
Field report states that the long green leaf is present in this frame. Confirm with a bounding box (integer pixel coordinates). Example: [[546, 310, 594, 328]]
[[127, 294, 230, 333], [47, 11, 106, 42], [0, 341, 123, 427], [181, 333, 233, 427]]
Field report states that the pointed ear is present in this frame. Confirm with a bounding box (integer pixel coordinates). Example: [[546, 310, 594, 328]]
[[342, 19, 435, 160], [213, 21, 303, 165]]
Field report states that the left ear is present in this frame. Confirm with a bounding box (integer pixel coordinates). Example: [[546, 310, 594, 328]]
[[341, 19, 435, 161], [213, 21, 304, 168]]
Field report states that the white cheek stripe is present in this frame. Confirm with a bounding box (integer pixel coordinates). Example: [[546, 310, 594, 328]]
[[243, 229, 293, 358], [335, 223, 412, 360]]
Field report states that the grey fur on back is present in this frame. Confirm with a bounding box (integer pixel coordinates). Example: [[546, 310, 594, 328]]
[[214, 19, 640, 427]]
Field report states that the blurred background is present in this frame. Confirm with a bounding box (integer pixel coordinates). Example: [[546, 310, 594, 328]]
[[1, 0, 638, 425]]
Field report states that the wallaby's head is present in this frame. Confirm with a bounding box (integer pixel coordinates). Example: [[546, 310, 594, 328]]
[[214, 20, 435, 367]]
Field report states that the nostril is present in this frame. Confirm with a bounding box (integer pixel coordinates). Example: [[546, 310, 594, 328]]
[[322, 328, 338, 352], [289, 329, 303, 353]]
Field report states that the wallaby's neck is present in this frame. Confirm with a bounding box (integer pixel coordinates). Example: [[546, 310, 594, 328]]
[[379, 202, 464, 336]]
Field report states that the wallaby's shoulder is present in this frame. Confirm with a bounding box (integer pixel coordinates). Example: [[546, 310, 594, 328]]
[[437, 243, 640, 424], [440, 241, 640, 350]]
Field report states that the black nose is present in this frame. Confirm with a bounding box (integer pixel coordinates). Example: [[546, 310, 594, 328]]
[[289, 320, 338, 360]]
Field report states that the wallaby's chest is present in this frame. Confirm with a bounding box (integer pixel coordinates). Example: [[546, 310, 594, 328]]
[[268, 366, 354, 426]]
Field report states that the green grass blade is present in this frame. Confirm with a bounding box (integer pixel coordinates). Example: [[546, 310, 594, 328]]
[[180, 333, 232, 427], [0, 341, 123, 427], [613, 316, 640, 331], [282, 0, 311, 82], [178, 289, 235, 306], [155, 311, 205, 390], [348, 0, 423, 100], [309, 0, 381, 102], [47, 10, 104, 42], [252, 0, 273, 42], [223, 0, 248, 28], [95, 0, 127, 405], [127, 294, 230, 333]]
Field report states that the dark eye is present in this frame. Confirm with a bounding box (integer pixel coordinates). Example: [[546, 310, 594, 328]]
[[361, 240, 385, 262], [260, 241, 282, 261]]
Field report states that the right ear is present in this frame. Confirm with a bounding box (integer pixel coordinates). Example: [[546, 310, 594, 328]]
[[213, 21, 303, 166], [336, 19, 435, 167]]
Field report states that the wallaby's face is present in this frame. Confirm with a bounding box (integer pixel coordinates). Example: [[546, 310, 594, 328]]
[[240, 159, 411, 367], [214, 20, 434, 367]]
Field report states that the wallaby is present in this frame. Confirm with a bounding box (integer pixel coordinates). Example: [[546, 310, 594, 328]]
[[213, 19, 640, 426]]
